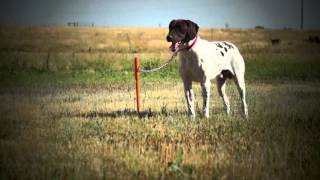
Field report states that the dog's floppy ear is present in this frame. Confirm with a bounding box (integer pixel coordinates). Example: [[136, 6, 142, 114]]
[[184, 20, 199, 42], [169, 19, 176, 29]]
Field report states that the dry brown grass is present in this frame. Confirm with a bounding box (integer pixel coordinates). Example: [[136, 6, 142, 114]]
[[1, 26, 318, 52], [1, 26, 320, 72], [1, 80, 320, 179]]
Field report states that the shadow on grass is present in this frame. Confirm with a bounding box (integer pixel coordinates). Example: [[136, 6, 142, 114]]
[[61, 109, 187, 119], [82, 109, 154, 118]]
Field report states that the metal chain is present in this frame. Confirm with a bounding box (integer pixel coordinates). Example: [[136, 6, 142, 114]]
[[139, 53, 177, 73], [139, 37, 199, 73]]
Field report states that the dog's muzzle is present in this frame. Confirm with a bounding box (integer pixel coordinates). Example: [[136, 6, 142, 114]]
[[167, 35, 182, 53], [169, 41, 181, 53]]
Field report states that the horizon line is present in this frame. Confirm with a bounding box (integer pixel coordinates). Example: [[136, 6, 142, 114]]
[[1, 23, 319, 31]]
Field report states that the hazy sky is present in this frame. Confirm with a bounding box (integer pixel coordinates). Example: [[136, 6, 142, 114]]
[[1, 0, 320, 29]]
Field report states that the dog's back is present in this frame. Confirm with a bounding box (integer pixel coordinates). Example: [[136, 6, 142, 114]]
[[179, 38, 244, 82]]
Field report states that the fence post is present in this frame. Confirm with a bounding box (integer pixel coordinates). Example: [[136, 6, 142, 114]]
[[134, 57, 141, 113]]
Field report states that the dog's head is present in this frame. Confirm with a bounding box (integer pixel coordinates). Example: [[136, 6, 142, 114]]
[[166, 19, 199, 53]]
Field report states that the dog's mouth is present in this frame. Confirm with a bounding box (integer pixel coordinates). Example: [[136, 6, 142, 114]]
[[169, 41, 181, 53]]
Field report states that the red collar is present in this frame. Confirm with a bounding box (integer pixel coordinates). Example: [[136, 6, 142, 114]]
[[187, 35, 198, 50]]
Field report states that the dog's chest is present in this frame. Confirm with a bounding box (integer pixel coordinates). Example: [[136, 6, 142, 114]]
[[179, 51, 204, 81]]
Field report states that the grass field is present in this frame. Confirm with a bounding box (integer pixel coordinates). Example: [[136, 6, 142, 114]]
[[1, 26, 320, 179]]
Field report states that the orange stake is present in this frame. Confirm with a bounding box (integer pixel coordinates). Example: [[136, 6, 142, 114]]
[[134, 57, 141, 113]]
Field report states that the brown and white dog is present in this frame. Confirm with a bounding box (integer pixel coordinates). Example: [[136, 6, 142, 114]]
[[166, 19, 248, 119]]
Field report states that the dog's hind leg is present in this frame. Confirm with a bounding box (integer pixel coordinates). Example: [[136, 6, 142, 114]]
[[234, 72, 248, 119], [216, 76, 230, 115], [231, 53, 248, 119], [183, 80, 196, 118]]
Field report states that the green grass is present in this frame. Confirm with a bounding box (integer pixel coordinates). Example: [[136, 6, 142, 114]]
[[246, 53, 320, 81], [0, 69, 132, 87], [1, 53, 320, 87]]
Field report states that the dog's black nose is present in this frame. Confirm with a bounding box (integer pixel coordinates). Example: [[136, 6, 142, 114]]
[[166, 35, 173, 42]]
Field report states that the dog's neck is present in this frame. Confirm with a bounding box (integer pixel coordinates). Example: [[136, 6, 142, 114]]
[[186, 34, 199, 50]]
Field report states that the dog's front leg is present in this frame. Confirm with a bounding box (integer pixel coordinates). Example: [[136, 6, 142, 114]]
[[183, 80, 195, 118], [201, 80, 211, 118]]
